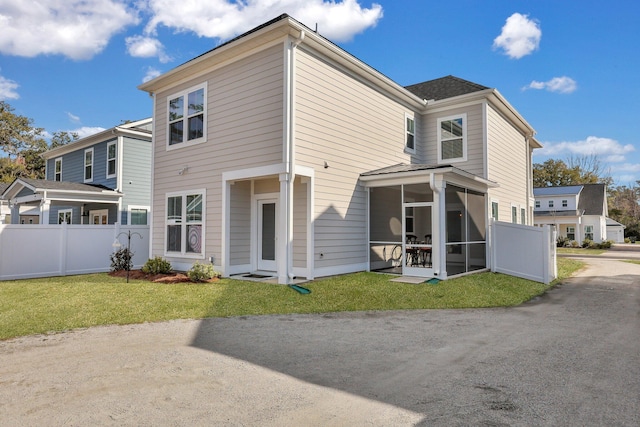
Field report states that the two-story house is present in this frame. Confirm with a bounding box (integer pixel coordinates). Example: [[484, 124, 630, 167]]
[[1, 118, 152, 225], [139, 15, 540, 284], [533, 183, 609, 243]]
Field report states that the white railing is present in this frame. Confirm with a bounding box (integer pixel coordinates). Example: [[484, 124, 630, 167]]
[[490, 220, 557, 284], [0, 223, 150, 281]]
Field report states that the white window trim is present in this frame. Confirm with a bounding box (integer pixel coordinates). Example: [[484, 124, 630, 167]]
[[58, 208, 72, 224], [511, 204, 518, 224], [437, 113, 467, 164], [520, 207, 526, 225], [491, 200, 499, 221], [106, 141, 117, 179], [166, 82, 207, 151], [164, 189, 206, 258], [535, 200, 540, 208], [54, 157, 62, 181], [404, 113, 416, 154], [128, 205, 150, 225], [84, 148, 94, 183], [548, 200, 554, 208], [562, 199, 568, 208]]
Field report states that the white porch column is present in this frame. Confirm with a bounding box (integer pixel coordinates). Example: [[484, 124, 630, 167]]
[[9, 202, 19, 224], [278, 172, 292, 284], [40, 200, 51, 224], [432, 175, 446, 278]]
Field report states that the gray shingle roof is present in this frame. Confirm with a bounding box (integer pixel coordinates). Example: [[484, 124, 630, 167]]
[[12, 178, 118, 193], [578, 183, 606, 216], [360, 163, 454, 177], [404, 75, 489, 101]]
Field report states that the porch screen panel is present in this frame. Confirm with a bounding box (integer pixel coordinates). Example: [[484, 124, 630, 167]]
[[467, 189, 486, 241], [369, 186, 402, 270]]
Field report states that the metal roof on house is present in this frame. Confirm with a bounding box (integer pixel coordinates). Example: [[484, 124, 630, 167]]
[[533, 185, 583, 196], [13, 178, 117, 193], [360, 163, 454, 176], [404, 75, 490, 101]]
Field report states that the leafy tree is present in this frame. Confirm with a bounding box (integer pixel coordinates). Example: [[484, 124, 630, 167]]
[[0, 101, 44, 157], [533, 155, 612, 188], [608, 183, 640, 239], [50, 131, 79, 149]]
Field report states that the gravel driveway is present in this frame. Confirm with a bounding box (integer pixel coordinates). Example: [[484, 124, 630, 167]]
[[1, 255, 639, 426]]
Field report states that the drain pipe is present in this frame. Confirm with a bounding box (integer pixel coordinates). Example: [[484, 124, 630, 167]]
[[429, 172, 441, 276], [285, 30, 305, 282]]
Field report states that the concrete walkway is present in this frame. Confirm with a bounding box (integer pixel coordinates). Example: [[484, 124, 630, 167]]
[[1, 253, 639, 426]]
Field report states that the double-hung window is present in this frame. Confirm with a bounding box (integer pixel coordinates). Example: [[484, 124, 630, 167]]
[[107, 141, 117, 178], [54, 158, 62, 181], [405, 114, 415, 152], [168, 83, 206, 147], [562, 199, 568, 208], [84, 148, 93, 182], [437, 113, 467, 163], [535, 200, 540, 208], [548, 200, 554, 208], [521, 208, 526, 225], [491, 201, 499, 220], [511, 205, 518, 223], [58, 209, 72, 224], [166, 190, 205, 256], [585, 225, 594, 241]]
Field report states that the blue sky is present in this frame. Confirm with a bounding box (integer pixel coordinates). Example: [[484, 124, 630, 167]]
[[1, 0, 639, 185]]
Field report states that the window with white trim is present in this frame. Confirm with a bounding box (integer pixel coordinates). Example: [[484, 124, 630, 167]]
[[437, 114, 467, 163], [405, 114, 415, 151], [166, 191, 205, 256], [107, 141, 117, 178], [521, 208, 526, 225], [548, 200, 554, 208], [562, 199, 568, 207], [129, 206, 149, 225], [567, 226, 575, 240], [54, 157, 62, 181], [491, 201, 499, 220], [168, 83, 206, 147], [511, 205, 518, 223], [585, 225, 594, 240], [84, 148, 93, 182], [535, 200, 540, 208], [58, 209, 72, 224]]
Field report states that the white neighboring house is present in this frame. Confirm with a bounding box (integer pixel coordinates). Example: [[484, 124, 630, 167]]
[[533, 184, 612, 243], [0, 183, 9, 223], [606, 218, 626, 243]]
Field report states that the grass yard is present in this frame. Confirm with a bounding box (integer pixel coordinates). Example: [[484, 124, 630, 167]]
[[557, 247, 606, 255], [0, 258, 583, 340]]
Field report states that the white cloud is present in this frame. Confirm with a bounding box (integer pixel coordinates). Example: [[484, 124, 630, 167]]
[[66, 112, 81, 123], [536, 136, 635, 163], [0, 74, 19, 100], [0, 0, 139, 60], [493, 13, 541, 59], [126, 35, 171, 63], [72, 126, 106, 138], [524, 76, 577, 94], [143, 0, 383, 43], [142, 67, 162, 83]]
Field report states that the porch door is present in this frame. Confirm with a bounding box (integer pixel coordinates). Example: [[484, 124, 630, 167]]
[[257, 199, 277, 271], [90, 209, 108, 225], [403, 202, 434, 277]]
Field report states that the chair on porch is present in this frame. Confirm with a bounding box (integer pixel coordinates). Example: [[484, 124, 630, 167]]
[[420, 234, 432, 267], [405, 234, 420, 266]]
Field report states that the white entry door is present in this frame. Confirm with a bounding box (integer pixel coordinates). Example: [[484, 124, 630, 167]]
[[257, 199, 277, 271]]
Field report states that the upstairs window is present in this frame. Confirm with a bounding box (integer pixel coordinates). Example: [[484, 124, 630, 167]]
[[548, 200, 554, 208], [54, 158, 62, 181], [84, 148, 93, 182], [521, 208, 526, 225], [107, 141, 117, 178], [562, 199, 568, 207], [511, 205, 517, 223], [405, 115, 415, 151], [168, 83, 206, 147], [491, 201, 499, 220], [438, 114, 467, 163], [535, 200, 540, 208]]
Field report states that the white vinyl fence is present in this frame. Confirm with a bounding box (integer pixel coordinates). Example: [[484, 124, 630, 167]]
[[490, 220, 557, 284], [0, 223, 150, 281]]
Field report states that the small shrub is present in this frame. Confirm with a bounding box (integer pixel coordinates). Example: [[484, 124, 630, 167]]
[[556, 236, 569, 248], [625, 237, 631, 243], [110, 248, 133, 272], [570, 240, 580, 248], [142, 257, 172, 275], [581, 238, 594, 249], [597, 240, 613, 249], [187, 261, 220, 282]]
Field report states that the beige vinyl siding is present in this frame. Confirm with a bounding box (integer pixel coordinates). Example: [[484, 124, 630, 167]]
[[150, 43, 285, 263], [486, 104, 529, 222], [294, 48, 417, 270], [229, 180, 251, 265], [421, 104, 484, 175]]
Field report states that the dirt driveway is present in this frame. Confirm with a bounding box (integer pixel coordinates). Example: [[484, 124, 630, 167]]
[[1, 255, 639, 426]]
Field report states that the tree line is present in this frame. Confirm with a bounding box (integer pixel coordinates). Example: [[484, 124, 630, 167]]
[[0, 101, 77, 183]]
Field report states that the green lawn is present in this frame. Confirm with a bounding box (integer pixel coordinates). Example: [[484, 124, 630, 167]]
[[0, 258, 583, 340], [557, 247, 606, 255]]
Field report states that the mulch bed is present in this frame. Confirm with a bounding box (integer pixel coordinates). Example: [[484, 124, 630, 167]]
[[109, 270, 218, 284]]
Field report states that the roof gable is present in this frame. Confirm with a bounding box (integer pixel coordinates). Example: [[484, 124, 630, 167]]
[[404, 75, 489, 101], [577, 184, 607, 216]]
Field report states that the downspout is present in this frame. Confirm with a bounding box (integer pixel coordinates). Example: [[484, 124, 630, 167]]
[[285, 30, 305, 281], [429, 173, 441, 276]]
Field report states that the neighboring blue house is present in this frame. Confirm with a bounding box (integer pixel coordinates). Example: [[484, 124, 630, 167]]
[[1, 118, 152, 225]]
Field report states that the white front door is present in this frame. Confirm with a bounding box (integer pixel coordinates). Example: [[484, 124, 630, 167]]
[[257, 199, 277, 271], [90, 209, 108, 225]]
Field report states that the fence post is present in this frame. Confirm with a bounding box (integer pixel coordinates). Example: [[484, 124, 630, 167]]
[[59, 221, 68, 276]]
